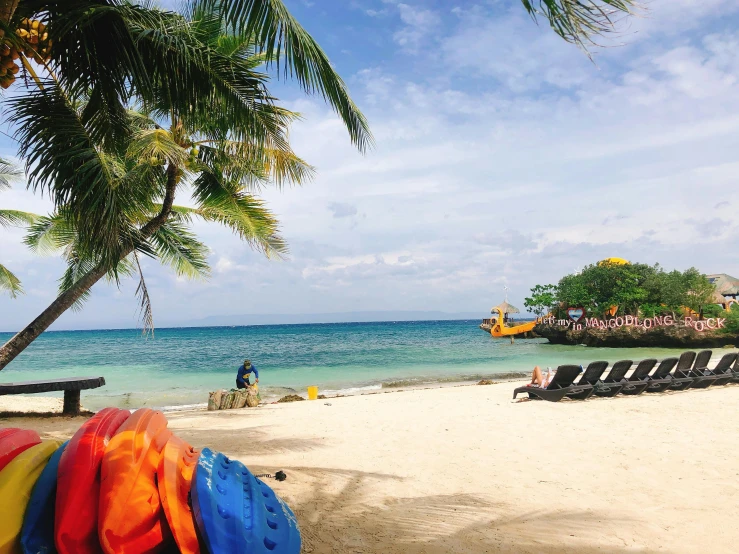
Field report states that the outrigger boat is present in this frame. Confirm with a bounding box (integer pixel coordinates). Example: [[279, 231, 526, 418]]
[[480, 301, 537, 340]]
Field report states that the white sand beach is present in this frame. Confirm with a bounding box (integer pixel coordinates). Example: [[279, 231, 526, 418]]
[[7, 381, 739, 553], [0, 395, 63, 413]]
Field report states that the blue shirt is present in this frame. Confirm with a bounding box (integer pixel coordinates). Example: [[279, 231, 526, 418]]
[[236, 364, 259, 386]]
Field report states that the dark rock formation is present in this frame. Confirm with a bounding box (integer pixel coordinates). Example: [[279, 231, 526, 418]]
[[534, 324, 738, 348]]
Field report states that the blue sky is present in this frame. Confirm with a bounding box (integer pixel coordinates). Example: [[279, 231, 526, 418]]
[[2, 0, 739, 330]]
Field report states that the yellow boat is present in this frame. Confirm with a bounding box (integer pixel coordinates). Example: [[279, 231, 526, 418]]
[[489, 306, 537, 338], [0, 440, 61, 554]]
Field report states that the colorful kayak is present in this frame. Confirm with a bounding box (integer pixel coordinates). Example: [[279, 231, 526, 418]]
[[0, 440, 62, 554], [98, 409, 173, 554], [157, 436, 201, 554], [20, 441, 68, 554], [55, 407, 130, 554], [0, 429, 41, 472], [192, 448, 301, 554]]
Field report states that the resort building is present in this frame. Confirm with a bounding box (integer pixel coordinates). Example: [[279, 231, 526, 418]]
[[707, 273, 739, 307]]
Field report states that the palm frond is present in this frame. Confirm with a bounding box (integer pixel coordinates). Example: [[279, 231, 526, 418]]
[[0, 158, 21, 190], [198, 140, 314, 189], [133, 252, 155, 337], [0, 263, 23, 298], [9, 83, 162, 270], [149, 219, 211, 279], [127, 129, 189, 167], [521, 0, 638, 48], [0, 209, 38, 228], [195, 0, 373, 151], [192, 170, 287, 257], [24, 212, 78, 254], [57, 251, 95, 312]]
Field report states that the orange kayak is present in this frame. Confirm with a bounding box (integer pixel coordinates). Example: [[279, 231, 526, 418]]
[[0, 428, 41, 472], [157, 435, 201, 554], [98, 409, 173, 554], [55, 407, 131, 554]]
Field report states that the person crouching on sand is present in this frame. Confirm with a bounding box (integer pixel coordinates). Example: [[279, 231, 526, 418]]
[[527, 366, 553, 388], [236, 359, 259, 389]]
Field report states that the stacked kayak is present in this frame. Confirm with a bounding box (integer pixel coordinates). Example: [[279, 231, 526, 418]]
[[0, 408, 301, 554]]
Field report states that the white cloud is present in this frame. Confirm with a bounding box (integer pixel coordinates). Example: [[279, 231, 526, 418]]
[[392, 3, 440, 51]]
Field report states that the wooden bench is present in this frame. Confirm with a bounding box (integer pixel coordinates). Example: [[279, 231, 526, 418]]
[[0, 376, 105, 415]]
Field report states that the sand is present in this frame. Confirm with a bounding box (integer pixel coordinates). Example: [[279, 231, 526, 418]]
[[0, 395, 63, 414], [6, 382, 739, 553]]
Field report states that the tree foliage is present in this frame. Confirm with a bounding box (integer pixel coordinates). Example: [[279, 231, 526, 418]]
[[527, 262, 719, 318], [523, 284, 557, 317], [0, 157, 37, 298]]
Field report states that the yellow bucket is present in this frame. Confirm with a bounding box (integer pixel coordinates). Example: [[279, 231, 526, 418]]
[[307, 386, 318, 400]]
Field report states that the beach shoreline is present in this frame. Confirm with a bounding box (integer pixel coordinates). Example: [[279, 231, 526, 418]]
[[6, 379, 739, 553]]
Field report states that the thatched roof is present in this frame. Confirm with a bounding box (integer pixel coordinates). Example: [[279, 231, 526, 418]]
[[707, 274, 739, 297], [491, 301, 520, 314]]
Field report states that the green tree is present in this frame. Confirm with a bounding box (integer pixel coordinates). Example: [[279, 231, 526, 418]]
[[0, 158, 37, 297], [682, 267, 716, 315], [524, 284, 557, 317]]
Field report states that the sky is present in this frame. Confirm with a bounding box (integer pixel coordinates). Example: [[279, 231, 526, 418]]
[[2, 0, 739, 331]]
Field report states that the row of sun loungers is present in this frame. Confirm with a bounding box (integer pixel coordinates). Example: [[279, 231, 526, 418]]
[[513, 350, 739, 402]]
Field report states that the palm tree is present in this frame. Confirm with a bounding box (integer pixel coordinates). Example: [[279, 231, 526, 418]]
[[0, 157, 36, 298], [0, 0, 638, 370], [0, 1, 369, 369]]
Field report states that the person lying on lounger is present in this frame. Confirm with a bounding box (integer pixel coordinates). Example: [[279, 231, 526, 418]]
[[526, 366, 553, 388]]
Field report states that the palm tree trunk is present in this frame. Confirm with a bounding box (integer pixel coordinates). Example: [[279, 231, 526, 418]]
[[0, 264, 109, 369], [0, 0, 19, 24], [0, 165, 180, 371]]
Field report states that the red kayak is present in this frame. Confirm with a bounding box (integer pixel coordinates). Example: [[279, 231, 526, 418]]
[[55, 408, 130, 554], [0, 428, 41, 472], [98, 408, 173, 554]]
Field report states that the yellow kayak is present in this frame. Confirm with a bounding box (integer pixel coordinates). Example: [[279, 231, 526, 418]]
[[0, 440, 62, 554]]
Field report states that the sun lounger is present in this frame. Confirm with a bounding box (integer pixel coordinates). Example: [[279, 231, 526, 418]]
[[668, 351, 698, 391], [566, 361, 609, 400], [593, 360, 633, 398], [691, 352, 738, 388], [644, 358, 678, 393], [730, 357, 739, 384], [512, 365, 583, 402], [688, 350, 713, 377], [620, 358, 657, 395]]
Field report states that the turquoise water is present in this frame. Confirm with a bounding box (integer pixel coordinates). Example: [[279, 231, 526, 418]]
[[0, 320, 692, 410]]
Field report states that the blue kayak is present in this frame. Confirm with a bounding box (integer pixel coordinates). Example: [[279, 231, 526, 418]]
[[20, 440, 69, 554], [192, 447, 301, 554]]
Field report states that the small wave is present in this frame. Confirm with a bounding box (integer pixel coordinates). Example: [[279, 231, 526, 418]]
[[382, 372, 529, 388], [320, 384, 382, 396], [158, 402, 208, 413]]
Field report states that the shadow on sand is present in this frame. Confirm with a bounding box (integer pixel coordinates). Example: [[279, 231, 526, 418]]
[[276, 467, 664, 554]]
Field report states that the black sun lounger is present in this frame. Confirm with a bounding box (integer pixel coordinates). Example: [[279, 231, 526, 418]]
[[644, 358, 678, 393], [691, 352, 738, 388], [593, 360, 633, 398], [730, 357, 739, 384], [513, 365, 583, 402], [688, 350, 713, 378], [567, 361, 609, 400], [620, 358, 657, 395], [668, 351, 698, 391]]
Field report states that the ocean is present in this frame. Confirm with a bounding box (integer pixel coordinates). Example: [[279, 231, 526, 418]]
[[0, 320, 692, 411]]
